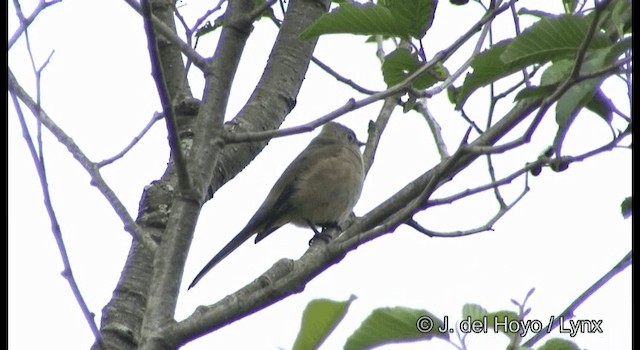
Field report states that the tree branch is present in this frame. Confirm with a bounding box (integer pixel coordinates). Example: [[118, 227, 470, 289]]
[[140, 0, 191, 191], [363, 96, 397, 175], [10, 87, 104, 349], [523, 251, 632, 347], [8, 69, 156, 251], [123, 0, 208, 70], [9, 0, 62, 49], [96, 112, 163, 167]]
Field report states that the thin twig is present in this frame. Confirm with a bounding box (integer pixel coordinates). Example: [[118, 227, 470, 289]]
[[415, 100, 449, 159], [123, 0, 208, 70], [422, 0, 494, 97], [469, 57, 631, 156], [97, 112, 164, 167], [569, 0, 608, 81], [428, 159, 543, 207], [8, 69, 156, 252], [9, 0, 62, 49], [523, 251, 632, 347], [10, 89, 105, 350], [140, 0, 191, 191], [311, 56, 378, 95], [362, 96, 397, 175], [224, 1, 516, 144], [345, 131, 474, 243], [247, 0, 278, 22], [407, 179, 528, 238], [265, 13, 377, 95]]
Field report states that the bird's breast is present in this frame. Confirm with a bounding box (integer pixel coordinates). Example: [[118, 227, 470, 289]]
[[290, 147, 364, 226]]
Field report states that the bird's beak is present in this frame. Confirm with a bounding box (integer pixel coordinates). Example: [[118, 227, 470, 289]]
[[357, 140, 366, 147]]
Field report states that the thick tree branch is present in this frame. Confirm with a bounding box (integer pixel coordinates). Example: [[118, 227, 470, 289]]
[[140, 0, 190, 191], [167, 98, 543, 344], [139, 0, 260, 348]]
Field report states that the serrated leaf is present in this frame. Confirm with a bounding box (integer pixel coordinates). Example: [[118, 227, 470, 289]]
[[381, 48, 445, 89], [501, 14, 612, 66], [537, 338, 581, 350], [621, 196, 632, 219], [385, 0, 438, 39], [300, 0, 438, 40], [344, 307, 447, 350], [456, 40, 516, 108], [300, 3, 403, 40], [292, 296, 356, 350], [540, 59, 574, 86]]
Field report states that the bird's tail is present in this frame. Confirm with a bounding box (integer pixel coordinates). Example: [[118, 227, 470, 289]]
[[187, 229, 254, 290]]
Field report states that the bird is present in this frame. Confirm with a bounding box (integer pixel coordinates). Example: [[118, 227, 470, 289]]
[[188, 121, 366, 289]]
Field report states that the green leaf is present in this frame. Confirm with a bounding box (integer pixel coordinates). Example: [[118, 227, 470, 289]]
[[384, 0, 438, 39], [537, 338, 581, 350], [540, 59, 574, 86], [562, 0, 578, 13], [600, 0, 632, 40], [501, 14, 612, 66], [344, 307, 448, 350], [621, 196, 632, 219], [553, 47, 615, 156], [456, 40, 519, 108], [382, 48, 446, 89], [514, 84, 559, 101], [300, 0, 437, 40], [292, 296, 356, 350], [462, 303, 488, 320]]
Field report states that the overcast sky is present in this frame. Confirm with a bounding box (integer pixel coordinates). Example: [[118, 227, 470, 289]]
[[8, 0, 631, 349]]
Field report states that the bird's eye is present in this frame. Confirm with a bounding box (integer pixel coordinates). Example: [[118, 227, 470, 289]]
[[347, 132, 356, 143]]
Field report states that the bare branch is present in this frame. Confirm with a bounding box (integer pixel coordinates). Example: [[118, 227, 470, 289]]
[[265, 13, 378, 96], [414, 100, 449, 159], [407, 178, 528, 238], [469, 56, 632, 156], [8, 69, 156, 251], [123, 0, 209, 70], [10, 87, 104, 350], [140, 0, 191, 191], [223, 0, 516, 144], [97, 112, 164, 167], [428, 159, 542, 206], [422, 0, 493, 97], [9, 0, 62, 49], [363, 96, 397, 175], [523, 251, 632, 347], [311, 56, 378, 95]]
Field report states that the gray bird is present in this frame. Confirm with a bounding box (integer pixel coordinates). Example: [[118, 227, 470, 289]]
[[188, 122, 365, 289]]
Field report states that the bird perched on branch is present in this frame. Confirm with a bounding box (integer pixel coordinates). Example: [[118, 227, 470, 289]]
[[188, 121, 366, 289]]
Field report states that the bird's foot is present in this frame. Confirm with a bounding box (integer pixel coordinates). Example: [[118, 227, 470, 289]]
[[309, 231, 332, 246]]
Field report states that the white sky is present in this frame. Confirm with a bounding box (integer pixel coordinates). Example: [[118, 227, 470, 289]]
[[8, 0, 631, 349]]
